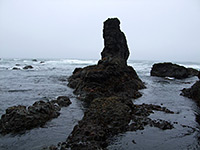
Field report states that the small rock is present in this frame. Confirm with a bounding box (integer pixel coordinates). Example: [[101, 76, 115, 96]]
[[12, 67, 20, 70], [32, 59, 37, 62], [55, 96, 72, 107], [132, 140, 136, 144], [23, 65, 33, 69]]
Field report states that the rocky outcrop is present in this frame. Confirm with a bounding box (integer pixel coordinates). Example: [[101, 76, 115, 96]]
[[56, 18, 175, 150], [68, 18, 145, 103], [150, 62, 198, 79], [52, 97, 174, 150], [181, 81, 200, 104], [0, 96, 71, 134], [68, 64, 145, 103]]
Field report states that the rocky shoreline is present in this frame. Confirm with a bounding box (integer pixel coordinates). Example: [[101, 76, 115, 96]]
[[0, 18, 199, 150]]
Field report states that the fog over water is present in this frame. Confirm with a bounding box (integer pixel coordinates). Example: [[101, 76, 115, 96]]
[[0, 0, 200, 62]]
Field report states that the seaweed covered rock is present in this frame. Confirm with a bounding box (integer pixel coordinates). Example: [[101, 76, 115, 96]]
[[0, 101, 60, 134], [68, 64, 145, 103], [68, 18, 145, 103], [53, 97, 174, 150], [0, 97, 71, 134], [150, 62, 198, 79], [181, 81, 200, 104], [64, 96, 132, 149]]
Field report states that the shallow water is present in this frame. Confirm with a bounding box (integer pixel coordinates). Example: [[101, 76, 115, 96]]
[[0, 58, 200, 150]]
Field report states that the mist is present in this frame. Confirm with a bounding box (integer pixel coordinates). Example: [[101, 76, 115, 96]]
[[0, 0, 200, 62]]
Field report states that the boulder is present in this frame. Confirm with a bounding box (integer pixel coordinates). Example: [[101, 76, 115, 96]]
[[23, 65, 33, 70], [0, 101, 60, 134], [181, 81, 200, 103], [32, 59, 37, 62], [12, 67, 20, 70], [150, 62, 198, 79]]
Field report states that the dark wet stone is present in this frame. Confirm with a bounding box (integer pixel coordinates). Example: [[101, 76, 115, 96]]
[[181, 81, 200, 103], [68, 64, 145, 103], [32, 59, 37, 62], [12, 67, 20, 70], [23, 65, 33, 69], [53, 97, 174, 150], [151, 62, 198, 79], [52, 96, 72, 107], [198, 71, 200, 80], [0, 101, 61, 134]]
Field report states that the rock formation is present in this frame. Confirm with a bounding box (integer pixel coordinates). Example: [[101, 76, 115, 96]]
[[52, 18, 174, 150], [181, 81, 200, 104], [0, 96, 71, 134], [54, 97, 173, 150], [150, 62, 198, 79], [68, 18, 145, 103], [99, 18, 129, 66]]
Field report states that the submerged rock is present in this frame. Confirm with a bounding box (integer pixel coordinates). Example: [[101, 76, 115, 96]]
[[150, 62, 198, 79], [0, 96, 71, 134], [181, 81, 200, 103]]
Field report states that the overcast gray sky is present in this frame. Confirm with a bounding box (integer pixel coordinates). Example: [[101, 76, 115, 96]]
[[0, 0, 200, 62]]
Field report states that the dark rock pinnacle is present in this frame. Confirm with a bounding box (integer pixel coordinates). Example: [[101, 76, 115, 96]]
[[99, 18, 129, 66]]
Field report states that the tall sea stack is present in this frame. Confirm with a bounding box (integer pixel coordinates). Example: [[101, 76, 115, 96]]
[[51, 18, 175, 150], [68, 18, 145, 102], [50, 18, 153, 150], [99, 18, 129, 66]]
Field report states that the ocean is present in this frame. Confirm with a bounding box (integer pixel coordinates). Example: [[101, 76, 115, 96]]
[[0, 58, 200, 150]]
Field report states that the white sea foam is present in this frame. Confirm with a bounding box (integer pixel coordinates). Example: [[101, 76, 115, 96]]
[[46, 59, 97, 65]]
